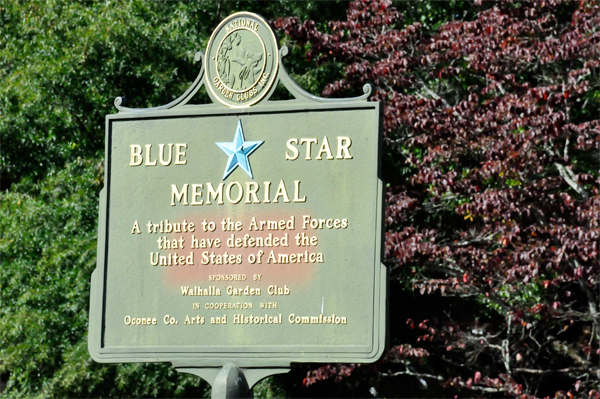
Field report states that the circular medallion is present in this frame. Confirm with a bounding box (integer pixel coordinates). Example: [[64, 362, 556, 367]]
[[205, 12, 279, 108]]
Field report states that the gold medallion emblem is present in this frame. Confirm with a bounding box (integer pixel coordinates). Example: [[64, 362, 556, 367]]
[[205, 12, 279, 107]]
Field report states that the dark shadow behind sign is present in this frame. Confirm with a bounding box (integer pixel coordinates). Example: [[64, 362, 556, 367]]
[[89, 11, 386, 389]]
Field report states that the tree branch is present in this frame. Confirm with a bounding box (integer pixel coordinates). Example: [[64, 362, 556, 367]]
[[380, 370, 503, 393], [513, 367, 585, 374], [555, 163, 589, 198]]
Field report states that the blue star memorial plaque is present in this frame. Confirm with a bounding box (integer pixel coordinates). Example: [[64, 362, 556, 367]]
[[89, 11, 385, 398], [216, 121, 263, 180]]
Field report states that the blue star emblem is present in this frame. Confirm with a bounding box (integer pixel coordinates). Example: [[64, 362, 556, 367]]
[[216, 120, 264, 180]]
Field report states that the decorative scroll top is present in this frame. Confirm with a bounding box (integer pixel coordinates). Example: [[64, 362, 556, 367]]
[[114, 12, 372, 113]]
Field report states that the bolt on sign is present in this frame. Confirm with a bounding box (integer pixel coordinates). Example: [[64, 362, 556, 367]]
[[89, 12, 386, 391]]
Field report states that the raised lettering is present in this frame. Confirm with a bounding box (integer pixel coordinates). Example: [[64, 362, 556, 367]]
[[316, 136, 334, 160], [206, 183, 224, 205], [145, 144, 157, 166], [300, 138, 318, 160], [273, 180, 290, 203], [286, 138, 299, 160], [130, 145, 142, 166], [171, 184, 189, 206], [336, 136, 353, 159], [174, 143, 187, 165], [191, 184, 203, 205]]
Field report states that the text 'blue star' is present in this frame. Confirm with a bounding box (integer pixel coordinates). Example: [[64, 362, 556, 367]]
[[216, 120, 264, 180]]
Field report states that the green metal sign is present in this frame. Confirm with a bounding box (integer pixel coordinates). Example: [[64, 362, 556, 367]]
[[89, 12, 385, 386]]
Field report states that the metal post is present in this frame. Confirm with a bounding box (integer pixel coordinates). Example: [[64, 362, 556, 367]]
[[177, 365, 289, 399], [211, 363, 253, 399]]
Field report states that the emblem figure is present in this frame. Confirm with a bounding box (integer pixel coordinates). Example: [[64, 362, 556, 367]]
[[232, 50, 263, 90], [217, 31, 265, 91], [217, 33, 239, 87]]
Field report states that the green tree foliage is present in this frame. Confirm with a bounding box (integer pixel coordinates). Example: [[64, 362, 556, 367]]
[[1, 159, 212, 397]]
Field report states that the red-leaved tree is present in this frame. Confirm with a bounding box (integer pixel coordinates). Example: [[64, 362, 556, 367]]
[[274, 1, 599, 397]]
